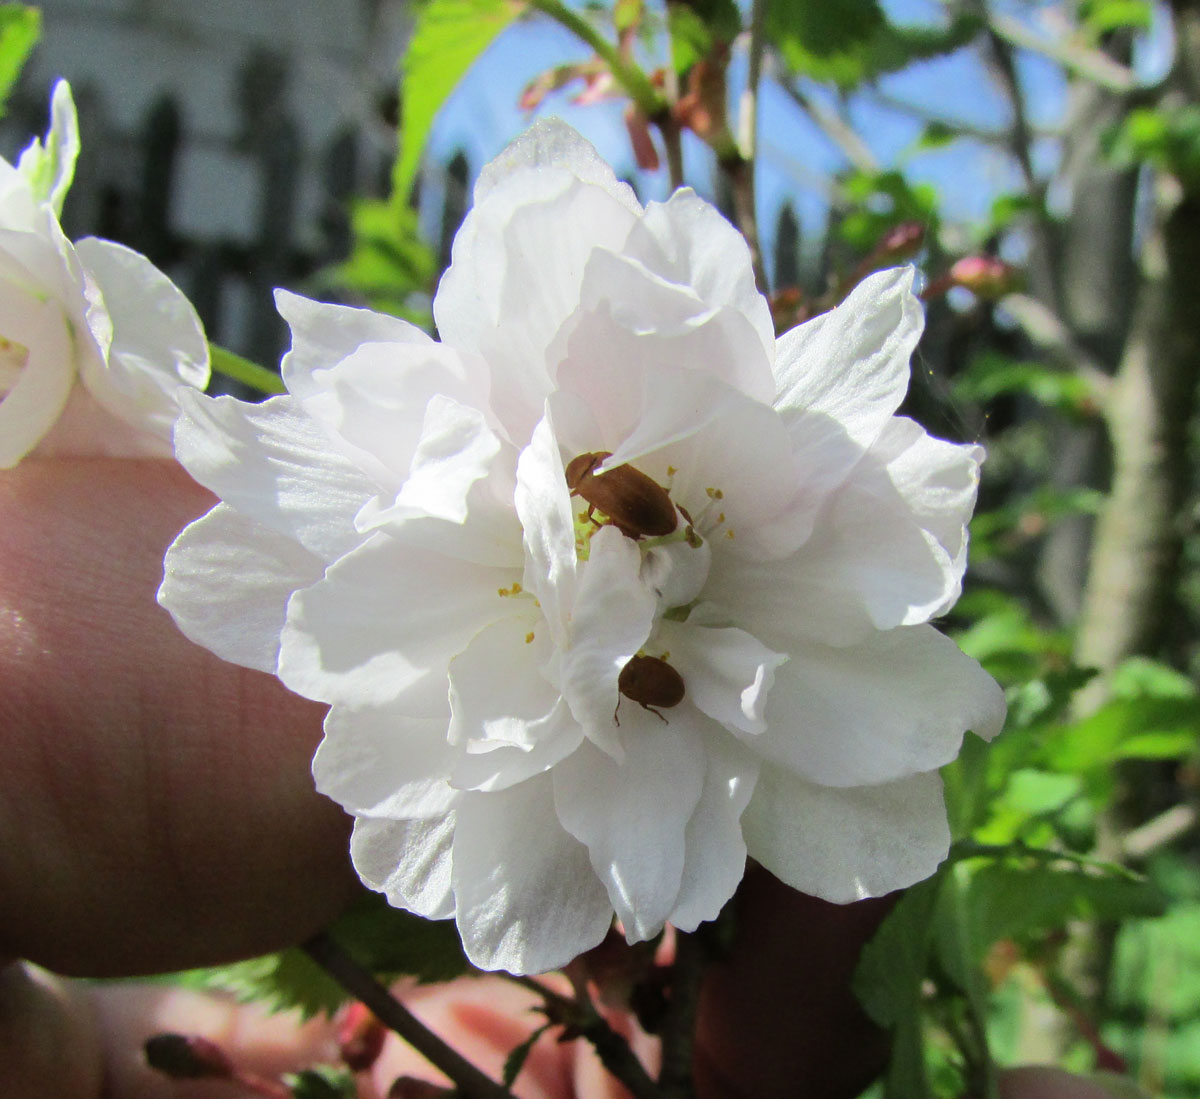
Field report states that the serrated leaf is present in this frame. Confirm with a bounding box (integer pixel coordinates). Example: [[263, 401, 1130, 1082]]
[[941, 864, 1166, 970], [177, 893, 470, 1018], [666, 0, 740, 73], [768, 3, 979, 88], [1042, 697, 1200, 772], [0, 5, 39, 116], [853, 873, 944, 1098], [394, 0, 522, 201], [502, 1022, 551, 1087], [332, 890, 472, 985]]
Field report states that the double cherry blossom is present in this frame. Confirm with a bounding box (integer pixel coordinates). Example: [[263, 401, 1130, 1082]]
[[159, 121, 1006, 975], [0, 81, 208, 467]]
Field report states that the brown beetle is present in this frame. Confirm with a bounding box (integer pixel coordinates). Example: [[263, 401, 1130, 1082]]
[[566, 451, 678, 540], [616, 654, 686, 723]]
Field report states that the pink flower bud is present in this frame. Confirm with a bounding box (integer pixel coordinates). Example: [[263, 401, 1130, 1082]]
[[949, 255, 1018, 299], [878, 221, 924, 261], [337, 1001, 388, 1073]]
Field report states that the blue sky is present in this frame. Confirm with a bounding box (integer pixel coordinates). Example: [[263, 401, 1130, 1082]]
[[421, 0, 1073, 278]]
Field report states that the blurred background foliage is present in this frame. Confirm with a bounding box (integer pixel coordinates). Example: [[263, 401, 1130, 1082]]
[[7, 0, 1200, 1095]]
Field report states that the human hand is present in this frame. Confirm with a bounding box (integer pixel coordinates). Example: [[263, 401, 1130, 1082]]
[[0, 459, 1146, 1099]]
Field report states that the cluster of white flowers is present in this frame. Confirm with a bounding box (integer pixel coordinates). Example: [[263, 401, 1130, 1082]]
[[156, 122, 1006, 975], [0, 81, 208, 467]]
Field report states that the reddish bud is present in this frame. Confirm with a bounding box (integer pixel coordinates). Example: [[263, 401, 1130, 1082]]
[[337, 1001, 388, 1073], [949, 255, 1019, 300], [878, 221, 924, 261], [519, 64, 588, 112], [144, 1033, 234, 1079], [574, 69, 616, 107], [624, 105, 660, 172], [674, 47, 731, 144]]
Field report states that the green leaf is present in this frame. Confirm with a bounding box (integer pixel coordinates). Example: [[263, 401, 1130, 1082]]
[[954, 350, 1094, 414], [321, 198, 436, 322], [394, 0, 522, 201], [177, 893, 471, 1018], [332, 890, 472, 984], [0, 5, 39, 116], [1080, 0, 1152, 36], [1041, 697, 1200, 772], [853, 873, 944, 1098], [502, 1022, 552, 1087], [941, 864, 1166, 968], [666, 0, 741, 73], [768, 3, 979, 88], [283, 1065, 357, 1099], [1109, 903, 1200, 1022]]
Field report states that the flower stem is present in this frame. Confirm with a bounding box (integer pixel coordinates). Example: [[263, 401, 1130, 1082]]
[[502, 971, 664, 1099], [722, 0, 769, 293], [657, 930, 706, 1099], [528, 0, 666, 119], [300, 932, 515, 1099], [209, 344, 285, 396], [660, 116, 685, 192]]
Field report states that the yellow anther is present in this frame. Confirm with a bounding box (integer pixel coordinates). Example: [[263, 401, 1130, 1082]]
[[726, 528, 736, 539], [525, 632, 535, 644], [705, 487, 724, 500]]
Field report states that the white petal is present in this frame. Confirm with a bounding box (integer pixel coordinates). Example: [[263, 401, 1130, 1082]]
[[351, 813, 457, 920], [361, 395, 501, 526], [514, 414, 578, 646], [640, 535, 711, 611], [743, 766, 951, 903], [567, 246, 774, 402], [278, 529, 509, 714], [453, 774, 613, 974], [553, 725, 706, 943], [313, 705, 457, 819], [658, 620, 787, 736], [275, 289, 433, 401], [298, 339, 491, 492], [447, 615, 583, 792], [74, 236, 208, 438], [553, 304, 774, 467], [560, 526, 656, 752], [622, 188, 775, 377], [436, 134, 640, 444], [872, 416, 983, 584], [710, 449, 968, 649], [17, 80, 80, 214], [472, 118, 642, 211], [755, 625, 1007, 787], [158, 503, 324, 673], [0, 290, 73, 468], [773, 267, 922, 454], [670, 727, 758, 931], [173, 390, 375, 562]]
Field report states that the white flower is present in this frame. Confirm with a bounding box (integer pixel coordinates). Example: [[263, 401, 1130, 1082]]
[[0, 81, 209, 468], [159, 121, 1005, 975]]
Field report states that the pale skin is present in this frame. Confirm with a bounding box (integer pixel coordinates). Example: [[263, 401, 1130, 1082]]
[[0, 459, 1126, 1099]]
